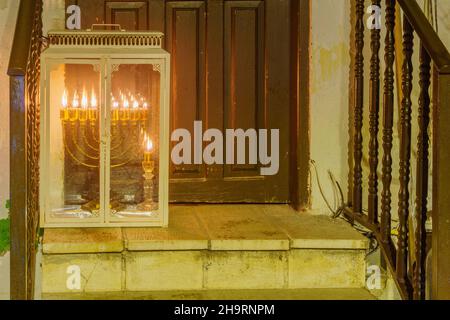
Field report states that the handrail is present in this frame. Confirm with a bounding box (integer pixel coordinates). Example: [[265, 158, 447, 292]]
[[398, 0, 450, 74], [7, 0, 37, 76], [346, 0, 450, 300]]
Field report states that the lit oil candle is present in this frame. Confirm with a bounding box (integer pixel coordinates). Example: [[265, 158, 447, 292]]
[[79, 89, 88, 122], [111, 97, 119, 122], [143, 135, 154, 162], [120, 98, 130, 121], [141, 102, 148, 121], [88, 89, 98, 121], [60, 89, 69, 121], [131, 100, 140, 121], [69, 91, 80, 121]]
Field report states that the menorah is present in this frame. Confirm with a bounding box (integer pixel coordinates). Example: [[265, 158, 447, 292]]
[[59, 89, 157, 214], [40, 29, 169, 227]]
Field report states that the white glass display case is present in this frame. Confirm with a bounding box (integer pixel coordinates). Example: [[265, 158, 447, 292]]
[[39, 29, 170, 227]]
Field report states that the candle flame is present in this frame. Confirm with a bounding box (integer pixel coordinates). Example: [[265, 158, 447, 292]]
[[143, 102, 148, 108], [133, 100, 139, 109], [123, 98, 129, 109], [62, 90, 68, 108], [81, 88, 88, 109], [146, 137, 153, 152], [90, 89, 97, 108]]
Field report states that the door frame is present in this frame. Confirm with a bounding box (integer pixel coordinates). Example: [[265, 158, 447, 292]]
[[290, 0, 311, 210]]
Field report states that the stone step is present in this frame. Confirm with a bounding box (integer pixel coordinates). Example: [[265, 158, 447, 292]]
[[41, 205, 369, 296], [42, 288, 376, 300], [42, 248, 366, 294]]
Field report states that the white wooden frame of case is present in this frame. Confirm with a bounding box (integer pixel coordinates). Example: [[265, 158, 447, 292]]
[[39, 51, 170, 228]]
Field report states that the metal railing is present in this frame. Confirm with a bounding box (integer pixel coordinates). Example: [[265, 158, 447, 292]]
[[346, 0, 450, 299]]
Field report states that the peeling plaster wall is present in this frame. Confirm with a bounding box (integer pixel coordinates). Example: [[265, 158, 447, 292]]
[[309, 0, 450, 214], [0, 0, 19, 219], [436, 2, 450, 49], [309, 0, 351, 212], [43, 0, 65, 35]]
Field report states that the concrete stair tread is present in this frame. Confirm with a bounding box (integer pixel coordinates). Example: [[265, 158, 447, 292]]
[[43, 288, 376, 300], [43, 205, 369, 253], [42, 206, 369, 294]]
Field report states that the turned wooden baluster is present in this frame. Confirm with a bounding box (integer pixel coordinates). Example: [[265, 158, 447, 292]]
[[413, 44, 431, 300], [381, 0, 396, 244], [397, 15, 413, 287], [368, 0, 381, 224], [353, 0, 365, 213]]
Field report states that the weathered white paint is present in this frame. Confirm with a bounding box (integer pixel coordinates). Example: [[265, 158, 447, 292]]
[[436, 2, 450, 49], [0, 0, 19, 219], [309, 0, 351, 211], [43, 0, 66, 36]]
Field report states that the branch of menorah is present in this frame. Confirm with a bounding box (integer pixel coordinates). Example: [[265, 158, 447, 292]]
[[62, 121, 100, 170], [65, 122, 100, 161], [62, 130, 99, 168], [110, 122, 128, 152], [87, 119, 101, 145], [110, 120, 146, 159], [80, 122, 100, 153]]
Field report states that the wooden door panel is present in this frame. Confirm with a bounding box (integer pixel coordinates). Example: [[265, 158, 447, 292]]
[[166, 1, 207, 180], [105, 1, 148, 30], [264, 0, 290, 201], [224, 1, 264, 178]]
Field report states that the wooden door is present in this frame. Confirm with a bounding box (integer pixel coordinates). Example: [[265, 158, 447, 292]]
[[67, 0, 291, 203]]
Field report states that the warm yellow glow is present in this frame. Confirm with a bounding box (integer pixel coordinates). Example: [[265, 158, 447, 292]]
[[146, 137, 153, 152], [81, 89, 88, 109], [62, 90, 68, 108], [72, 91, 79, 108], [143, 134, 154, 153], [64, 88, 151, 113], [90, 89, 97, 108]]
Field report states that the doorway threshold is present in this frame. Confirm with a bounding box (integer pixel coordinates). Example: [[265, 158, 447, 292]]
[[43, 204, 368, 254]]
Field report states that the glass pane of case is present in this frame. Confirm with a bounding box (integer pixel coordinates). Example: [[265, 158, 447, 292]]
[[47, 63, 102, 221], [108, 63, 160, 219]]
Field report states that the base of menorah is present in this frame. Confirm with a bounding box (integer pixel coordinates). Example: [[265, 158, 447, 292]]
[[137, 201, 158, 212]]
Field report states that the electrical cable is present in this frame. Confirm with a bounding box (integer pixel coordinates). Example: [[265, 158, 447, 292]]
[[310, 160, 378, 255]]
